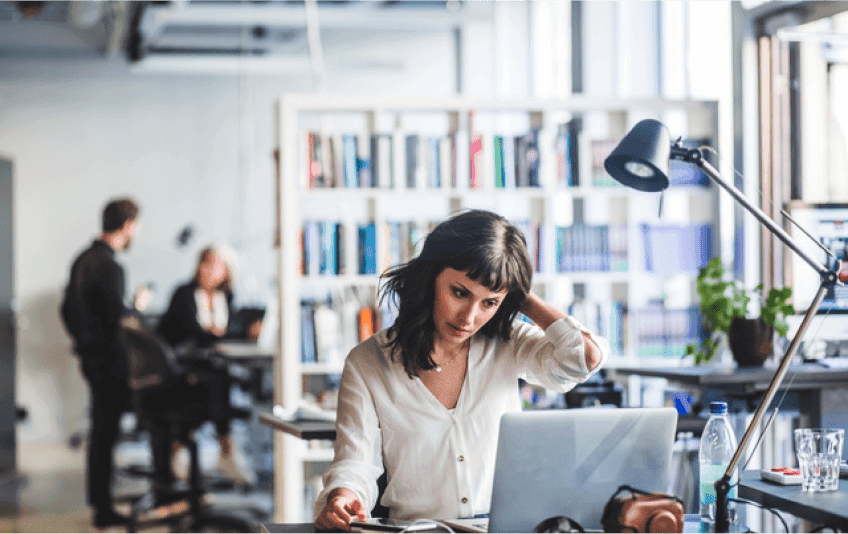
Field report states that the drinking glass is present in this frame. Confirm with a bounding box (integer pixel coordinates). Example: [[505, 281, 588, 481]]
[[794, 428, 844, 492]]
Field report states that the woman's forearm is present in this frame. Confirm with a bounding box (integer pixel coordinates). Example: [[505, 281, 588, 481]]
[[519, 291, 603, 371]]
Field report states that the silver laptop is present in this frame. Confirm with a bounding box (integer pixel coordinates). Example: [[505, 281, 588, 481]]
[[487, 407, 679, 533]]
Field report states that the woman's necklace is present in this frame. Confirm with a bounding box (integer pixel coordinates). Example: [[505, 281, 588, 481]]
[[433, 341, 469, 372]]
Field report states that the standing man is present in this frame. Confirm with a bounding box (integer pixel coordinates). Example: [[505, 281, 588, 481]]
[[60, 198, 139, 529]]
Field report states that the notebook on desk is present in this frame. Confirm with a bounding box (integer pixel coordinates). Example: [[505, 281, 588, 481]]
[[483, 407, 679, 533]]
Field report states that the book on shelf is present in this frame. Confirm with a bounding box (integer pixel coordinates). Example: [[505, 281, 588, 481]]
[[555, 223, 626, 273], [307, 132, 324, 188], [301, 302, 317, 363], [302, 220, 344, 276], [641, 223, 713, 274], [635, 302, 702, 358], [591, 138, 622, 187], [555, 123, 571, 187], [336, 223, 347, 275], [608, 224, 629, 272], [358, 223, 377, 275], [469, 132, 483, 189], [516, 129, 540, 187], [302, 220, 321, 275], [555, 119, 581, 187], [313, 304, 343, 367], [427, 136, 441, 188], [319, 221, 338, 276], [568, 298, 627, 356], [449, 130, 470, 189], [358, 307, 374, 341], [357, 132, 372, 188], [502, 135, 517, 188], [405, 134, 420, 189], [327, 133, 344, 188], [305, 129, 551, 191], [342, 134, 358, 188]]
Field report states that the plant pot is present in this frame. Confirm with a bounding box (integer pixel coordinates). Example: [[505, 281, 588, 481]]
[[728, 317, 774, 367]]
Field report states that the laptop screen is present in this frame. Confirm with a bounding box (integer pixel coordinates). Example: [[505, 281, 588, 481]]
[[487, 407, 678, 533]]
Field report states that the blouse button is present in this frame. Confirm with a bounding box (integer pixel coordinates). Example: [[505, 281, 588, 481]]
[[461, 497, 468, 504], [458, 455, 465, 462]]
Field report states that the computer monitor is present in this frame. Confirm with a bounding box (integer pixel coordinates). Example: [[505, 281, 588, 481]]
[[786, 202, 848, 344]]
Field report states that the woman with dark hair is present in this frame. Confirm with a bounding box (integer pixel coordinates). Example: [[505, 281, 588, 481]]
[[314, 209, 608, 530], [157, 245, 256, 486]]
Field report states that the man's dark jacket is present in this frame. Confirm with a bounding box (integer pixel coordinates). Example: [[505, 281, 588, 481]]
[[60, 240, 127, 382]]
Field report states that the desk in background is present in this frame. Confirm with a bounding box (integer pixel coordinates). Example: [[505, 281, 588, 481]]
[[258, 412, 336, 441], [739, 470, 848, 530], [211, 341, 276, 403], [612, 363, 848, 434]]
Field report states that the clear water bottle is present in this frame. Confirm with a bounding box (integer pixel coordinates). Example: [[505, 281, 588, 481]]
[[699, 401, 738, 526]]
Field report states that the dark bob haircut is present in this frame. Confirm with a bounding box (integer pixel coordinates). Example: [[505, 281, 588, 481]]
[[102, 198, 139, 233], [379, 209, 533, 377]]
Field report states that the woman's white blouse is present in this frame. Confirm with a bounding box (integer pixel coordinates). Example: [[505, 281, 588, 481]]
[[313, 316, 609, 521], [193, 289, 228, 332]]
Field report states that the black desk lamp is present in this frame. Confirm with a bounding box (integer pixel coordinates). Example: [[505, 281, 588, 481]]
[[604, 119, 843, 533]]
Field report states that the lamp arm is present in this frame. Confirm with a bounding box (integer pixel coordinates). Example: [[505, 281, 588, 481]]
[[675, 147, 830, 277], [674, 146, 842, 532], [714, 282, 830, 532]]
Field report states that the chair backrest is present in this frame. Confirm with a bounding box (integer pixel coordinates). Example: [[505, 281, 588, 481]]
[[121, 318, 183, 393]]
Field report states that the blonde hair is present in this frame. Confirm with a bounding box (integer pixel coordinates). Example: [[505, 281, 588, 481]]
[[193, 244, 238, 292]]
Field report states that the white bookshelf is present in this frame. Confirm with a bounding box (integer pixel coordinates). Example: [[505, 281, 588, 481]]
[[274, 94, 723, 522]]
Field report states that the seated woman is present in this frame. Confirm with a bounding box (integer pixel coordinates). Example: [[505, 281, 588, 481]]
[[314, 210, 609, 530], [157, 245, 256, 486]]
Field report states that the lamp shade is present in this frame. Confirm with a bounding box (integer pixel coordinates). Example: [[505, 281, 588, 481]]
[[603, 119, 671, 192]]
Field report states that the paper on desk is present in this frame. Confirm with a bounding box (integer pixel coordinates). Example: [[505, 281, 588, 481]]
[[273, 402, 336, 422]]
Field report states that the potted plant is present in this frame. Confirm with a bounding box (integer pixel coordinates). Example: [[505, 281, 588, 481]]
[[686, 257, 795, 366]]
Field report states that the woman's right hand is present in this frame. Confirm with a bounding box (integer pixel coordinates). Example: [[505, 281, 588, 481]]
[[314, 488, 367, 532]]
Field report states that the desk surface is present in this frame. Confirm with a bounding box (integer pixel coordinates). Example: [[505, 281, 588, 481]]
[[258, 412, 337, 440], [613, 363, 848, 394], [739, 470, 848, 529], [212, 340, 276, 360], [261, 515, 706, 533]]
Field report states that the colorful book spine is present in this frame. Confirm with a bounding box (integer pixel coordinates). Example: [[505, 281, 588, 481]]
[[319, 221, 338, 275], [342, 134, 357, 188], [493, 135, 505, 188], [358, 307, 374, 341], [358, 223, 377, 275], [469, 133, 482, 189], [428, 136, 441, 188]]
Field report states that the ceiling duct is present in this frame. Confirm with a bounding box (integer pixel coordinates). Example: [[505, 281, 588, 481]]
[[126, 0, 475, 74]]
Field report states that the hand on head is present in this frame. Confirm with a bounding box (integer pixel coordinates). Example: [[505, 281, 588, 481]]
[[315, 488, 366, 532]]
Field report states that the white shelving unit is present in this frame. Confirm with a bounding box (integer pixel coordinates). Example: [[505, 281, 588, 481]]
[[274, 94, 723, 522]]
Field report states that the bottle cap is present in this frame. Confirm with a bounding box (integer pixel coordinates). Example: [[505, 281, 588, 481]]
[[710, 401, 728, 415]]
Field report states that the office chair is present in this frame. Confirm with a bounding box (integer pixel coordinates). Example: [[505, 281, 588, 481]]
[[120, 318, 256, 532]]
